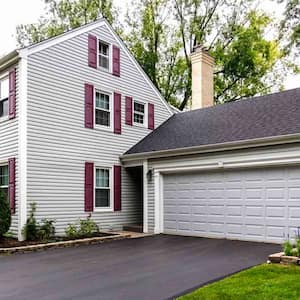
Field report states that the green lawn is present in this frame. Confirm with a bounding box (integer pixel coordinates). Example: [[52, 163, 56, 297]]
[[179, 264, 300, 300]]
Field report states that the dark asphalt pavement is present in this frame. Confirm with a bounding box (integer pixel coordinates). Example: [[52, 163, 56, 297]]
[[0, 235, 280, 300]]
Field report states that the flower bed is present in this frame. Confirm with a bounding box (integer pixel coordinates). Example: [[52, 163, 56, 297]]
[[0, 232, 131, 254]]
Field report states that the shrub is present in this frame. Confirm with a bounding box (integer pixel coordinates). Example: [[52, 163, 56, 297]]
[[297, 239, 300, 258], [283, 240, 293, 256], [65, 224, 78, 239], [0, 189, 11, 238], [22, 203, 38, 241], [37, 219, 55, 241], [22, 203, 55, 241], [65, 217, 99, 239]]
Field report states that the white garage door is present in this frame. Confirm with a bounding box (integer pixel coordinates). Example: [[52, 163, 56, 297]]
[[163, 166, 300, 243]]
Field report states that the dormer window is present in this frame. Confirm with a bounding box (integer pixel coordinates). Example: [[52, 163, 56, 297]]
[[98, 41, 110, 70], [0, 76, 9, 118]]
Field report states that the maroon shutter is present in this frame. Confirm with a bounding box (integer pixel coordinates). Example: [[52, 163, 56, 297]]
[[112, 45, 120, 77], [8, 158, 16, 214], [85, 162, 94, 212], [85, 83, 94, 129], [88, 34, 97, 68], [148, 103, 154, 130], [125, 96, 133, 126], [114, 92, 121, 134], [114, 165, 121, 211], [8, 69, 16, 120]]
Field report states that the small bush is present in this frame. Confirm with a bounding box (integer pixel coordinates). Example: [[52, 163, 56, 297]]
[[22, 203, 38, 241], [22, 203, 55, 241], [65, 217, 99, 239], [297, 239, 300, 258], [283, 241, 293, 256], [0, 189, 11, 238], [37, 219, 55, 241], [65, 224, 78, 239]]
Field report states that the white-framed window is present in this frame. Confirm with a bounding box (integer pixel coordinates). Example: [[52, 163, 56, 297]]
[[95, 167, 112, 210], [133, 100, 146, 126], [95, 90, 111, 128], [0, 76, 9, 118], [0, 164, 8, 197], [98, 41, 110, 70]]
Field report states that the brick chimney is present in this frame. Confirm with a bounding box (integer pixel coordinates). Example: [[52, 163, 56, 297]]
[[191, 45, 214, 109]]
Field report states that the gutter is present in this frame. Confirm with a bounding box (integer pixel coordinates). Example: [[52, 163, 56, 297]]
[[120, 133, 300, 162], [0, 50, 19, 72]]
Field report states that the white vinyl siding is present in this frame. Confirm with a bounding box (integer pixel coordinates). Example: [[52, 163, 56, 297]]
[[0, 65, 19, 236], [26, 23, 172, 234]]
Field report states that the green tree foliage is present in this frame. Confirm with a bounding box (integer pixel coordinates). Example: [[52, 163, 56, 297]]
[[0, 189, 11, 238], [126, 0, 284, 109], [17, 0, 288, 109], [17, 0, 115, 47]]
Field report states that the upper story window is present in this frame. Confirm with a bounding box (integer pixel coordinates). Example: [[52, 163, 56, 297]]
[[98, 41, 110, 70], [95, 90, 111, 127], [133, 101, 145, 125], [0, 77, 9, 118], [0, 165, 8, 197], [95, 167, 111, 209]]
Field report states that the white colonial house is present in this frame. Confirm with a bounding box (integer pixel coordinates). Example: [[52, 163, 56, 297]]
[[1, 18, 300, 244]]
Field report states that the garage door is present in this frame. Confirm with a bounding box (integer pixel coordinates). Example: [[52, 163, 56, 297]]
[[163, 166, 300, 243]]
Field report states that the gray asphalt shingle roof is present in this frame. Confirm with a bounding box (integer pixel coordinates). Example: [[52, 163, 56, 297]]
[[126, 88, 300, 155]]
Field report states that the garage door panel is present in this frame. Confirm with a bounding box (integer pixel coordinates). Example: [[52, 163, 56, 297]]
[[245, 206, 263, 217], [163, 166, 300, 243]]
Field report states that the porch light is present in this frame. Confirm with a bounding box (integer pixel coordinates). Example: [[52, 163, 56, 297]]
[[147, 169, 153, 182]]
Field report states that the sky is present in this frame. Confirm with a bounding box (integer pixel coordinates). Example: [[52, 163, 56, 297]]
[[0, 0, 299, 89]]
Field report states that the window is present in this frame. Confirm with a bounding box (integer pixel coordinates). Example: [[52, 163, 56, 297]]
[[95, 168, 111, 209], [0, 165, 8, 197], [133, 101, 145, 125], [98, 41, 110, 70], [95, 91, 111, 127], [0, 77, 9, 118]]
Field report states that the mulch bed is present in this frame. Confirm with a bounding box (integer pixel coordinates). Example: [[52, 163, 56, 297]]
[[0, 232, 113, 248]]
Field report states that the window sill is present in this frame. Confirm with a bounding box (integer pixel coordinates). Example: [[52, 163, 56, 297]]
[[133, 122, 147, 129], [94, 208, 114, 213], [94, 125, 113, 133]]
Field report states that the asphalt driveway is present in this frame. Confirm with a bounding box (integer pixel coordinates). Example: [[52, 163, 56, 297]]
[[0, 235, 280, 300]]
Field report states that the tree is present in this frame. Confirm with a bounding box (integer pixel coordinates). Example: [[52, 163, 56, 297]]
[[0, 189, 11, 239], [126, 0, 285, 109], [17, 0, 116, 47]]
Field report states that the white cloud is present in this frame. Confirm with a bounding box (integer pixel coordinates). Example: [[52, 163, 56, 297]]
[[0, 0, 299, 90]]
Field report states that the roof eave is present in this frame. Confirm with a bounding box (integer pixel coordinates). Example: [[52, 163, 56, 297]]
[[120, 133, 300, 162], [0, 50, 19, 72]]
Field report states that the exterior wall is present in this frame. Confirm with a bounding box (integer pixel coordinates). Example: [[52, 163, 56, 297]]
[[146, 142, 300, 233], [0, 63, 19, 236], [26, 23, 172, 234]]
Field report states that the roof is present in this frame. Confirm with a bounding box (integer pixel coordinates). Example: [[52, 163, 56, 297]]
[[126, 88, 300, 155]]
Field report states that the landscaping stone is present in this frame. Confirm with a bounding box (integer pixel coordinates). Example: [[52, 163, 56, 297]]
[[281, 255, 300, 265], [269, 252, 284, 263]]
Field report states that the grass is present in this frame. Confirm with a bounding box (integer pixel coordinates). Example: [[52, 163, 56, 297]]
[[179, 264, 300, 300]]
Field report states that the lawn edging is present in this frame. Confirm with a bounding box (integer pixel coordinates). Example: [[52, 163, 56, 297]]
[[269, 252, 300, 265], [0, 232, 131, 254]]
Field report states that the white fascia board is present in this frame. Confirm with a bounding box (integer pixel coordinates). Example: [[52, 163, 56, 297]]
[[120, 133, 300, 162]]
